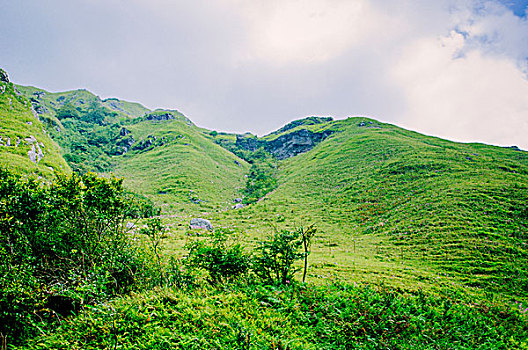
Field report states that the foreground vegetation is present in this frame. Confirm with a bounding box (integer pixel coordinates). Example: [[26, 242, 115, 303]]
[[2, 168, 527, 349], [21, 282, 528, 349]]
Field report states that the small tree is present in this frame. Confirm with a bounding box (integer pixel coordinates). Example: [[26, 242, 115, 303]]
[[252, 225, 317, 285], [252, 229, 302, 285], [300, 225, 317, 283]]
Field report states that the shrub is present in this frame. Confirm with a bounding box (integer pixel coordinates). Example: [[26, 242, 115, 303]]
[[0, 169, 159, 345], [252, 228, 304, 285], [185, 229, 250, 284]]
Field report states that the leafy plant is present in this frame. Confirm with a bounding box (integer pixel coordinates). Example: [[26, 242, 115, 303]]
[[252, 228, 305, 285], [0, 169, 161, 345], [185, 229, 250, 284]]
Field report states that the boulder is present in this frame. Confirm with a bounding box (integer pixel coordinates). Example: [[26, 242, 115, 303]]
[[189, 218, 213, 231]]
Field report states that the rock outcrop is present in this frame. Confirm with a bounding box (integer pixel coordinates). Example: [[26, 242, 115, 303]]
[[189, 218, 213, 231], [236, 128, 336, 160], [264, 129, 335, 160], [25, 135, 44, 164], [115, 136, 136, 154], [235, 134, 259, 151], [145, 111, 175, 121], [0, 69, 9, 83]]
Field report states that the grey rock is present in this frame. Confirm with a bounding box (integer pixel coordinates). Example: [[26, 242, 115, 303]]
[[145, 111, 175, 121], [28, 142, 44, 164], [234, 198, 243, 203], [32, 91, 46, 99], [120, 127, 131, 137], [115, 135, 136, 155], [264, 129, 335, 160], [133, 135, 156, 151], [189, 218, 213, 231], [235, 134, 259, 151], [0, 69, 9, 83], [233, 203, 244, 210]]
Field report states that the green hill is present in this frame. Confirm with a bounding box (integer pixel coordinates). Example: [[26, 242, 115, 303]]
[[16, 84, 250, 214], [0, 70, 70, 176], [4, 73, 528, 348], [215, 117, 528, 301], [112, 112, 249, 214]]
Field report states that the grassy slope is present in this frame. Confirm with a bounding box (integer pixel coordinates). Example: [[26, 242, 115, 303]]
[[0, 81, 70, 176], [212, 117, 527, 302], [16, 85, 249, 215], [16, 85, 150, 120], [112, 117, 250, 215]]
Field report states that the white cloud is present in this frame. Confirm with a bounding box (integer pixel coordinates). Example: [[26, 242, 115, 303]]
[[227, 0, 387, 65], [392, 31, 528, 149], [455, 1, 528, 73], [2, 0, 527, 148]]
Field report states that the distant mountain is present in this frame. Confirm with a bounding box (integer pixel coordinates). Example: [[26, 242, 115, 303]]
[[0, 69, 70, 176]]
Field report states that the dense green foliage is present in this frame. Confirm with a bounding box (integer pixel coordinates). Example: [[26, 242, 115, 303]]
[[0, 169, 161, 344], [17, 282, 528, 349], [186, 230, 250, 284], [242, 153, 278, 204]]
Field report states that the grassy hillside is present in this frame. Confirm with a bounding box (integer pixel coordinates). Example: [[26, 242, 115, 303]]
[[0, 74, 70, 176], [210, 117, 528, 303], [113, 116, 249, 214], [15, 85, 249, 213], [16, 85, 149, 121]]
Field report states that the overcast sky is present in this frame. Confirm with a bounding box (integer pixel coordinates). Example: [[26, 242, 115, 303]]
[[1, 0, 528, 149]]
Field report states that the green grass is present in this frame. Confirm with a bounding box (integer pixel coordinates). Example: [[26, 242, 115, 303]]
[[0, 81, 70, 176], [112, 117, 249, 215], [16, 85, 150, 121], [207, 117, 528, 304], [18, 282, 528, 349]]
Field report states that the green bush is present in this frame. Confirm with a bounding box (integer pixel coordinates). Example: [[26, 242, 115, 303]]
[[0, 169, 160, 345], [252, 228, 304, 285], [185, 229, 250, 284]]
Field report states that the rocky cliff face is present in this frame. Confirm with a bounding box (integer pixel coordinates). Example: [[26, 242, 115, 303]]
[[235, 128, 335, 160], [264, 129, 335, 160]]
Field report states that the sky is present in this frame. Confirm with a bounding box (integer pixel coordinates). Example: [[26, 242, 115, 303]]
[[1, 0, 528, 149]]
